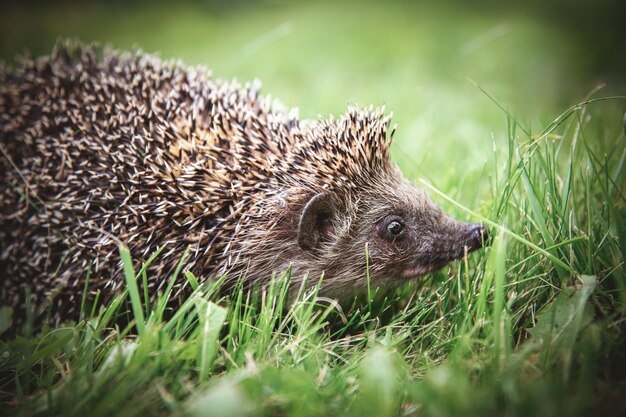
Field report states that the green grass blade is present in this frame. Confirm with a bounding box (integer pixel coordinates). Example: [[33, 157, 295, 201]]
[[119, 246, 145, 335]]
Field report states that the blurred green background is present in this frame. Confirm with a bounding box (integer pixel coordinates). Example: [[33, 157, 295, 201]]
[[1, 0, 624, 204]]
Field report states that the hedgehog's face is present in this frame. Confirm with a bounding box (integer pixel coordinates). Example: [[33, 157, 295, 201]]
[[297, 176, 488, 289], [363, 183, 489, 281]]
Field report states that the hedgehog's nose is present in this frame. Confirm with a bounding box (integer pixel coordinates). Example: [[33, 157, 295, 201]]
[[468, 222, 490, 250]]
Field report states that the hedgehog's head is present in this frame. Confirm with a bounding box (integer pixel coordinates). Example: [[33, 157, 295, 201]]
[[297, 177, 489, 292], [291, 108, 489, 294]]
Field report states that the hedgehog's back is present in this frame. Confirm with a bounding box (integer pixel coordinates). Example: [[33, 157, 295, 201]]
[[0, 43, 290, 323]]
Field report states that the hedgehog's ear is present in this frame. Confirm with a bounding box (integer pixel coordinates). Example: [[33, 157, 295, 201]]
[[298, 192, 335, 251]]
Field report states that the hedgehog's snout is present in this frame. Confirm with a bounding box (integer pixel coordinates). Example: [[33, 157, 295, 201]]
[[466, 222, 490, 251]]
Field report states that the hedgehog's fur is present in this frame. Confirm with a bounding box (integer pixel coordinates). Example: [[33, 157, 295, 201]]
[[0, 42, 488, 323]]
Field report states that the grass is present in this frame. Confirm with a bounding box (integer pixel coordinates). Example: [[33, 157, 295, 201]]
[[2, 94, 624, 417], [1, 1, 625, 416]]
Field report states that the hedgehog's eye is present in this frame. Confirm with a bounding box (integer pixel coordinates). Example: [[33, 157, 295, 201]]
[[376, 215, 406, 241], [386, 220, 404, 236]]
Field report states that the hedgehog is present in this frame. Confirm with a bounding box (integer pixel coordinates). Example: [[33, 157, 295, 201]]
[[0, 42, 489, 324]]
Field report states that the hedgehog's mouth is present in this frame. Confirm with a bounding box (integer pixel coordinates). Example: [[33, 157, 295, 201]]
[[400, 258, 454, 279], [400, 264, 433, 279], [401, 249, 485, 280]]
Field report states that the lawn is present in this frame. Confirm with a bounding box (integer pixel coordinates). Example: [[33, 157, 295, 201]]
[[1, 1, 625, 416]]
